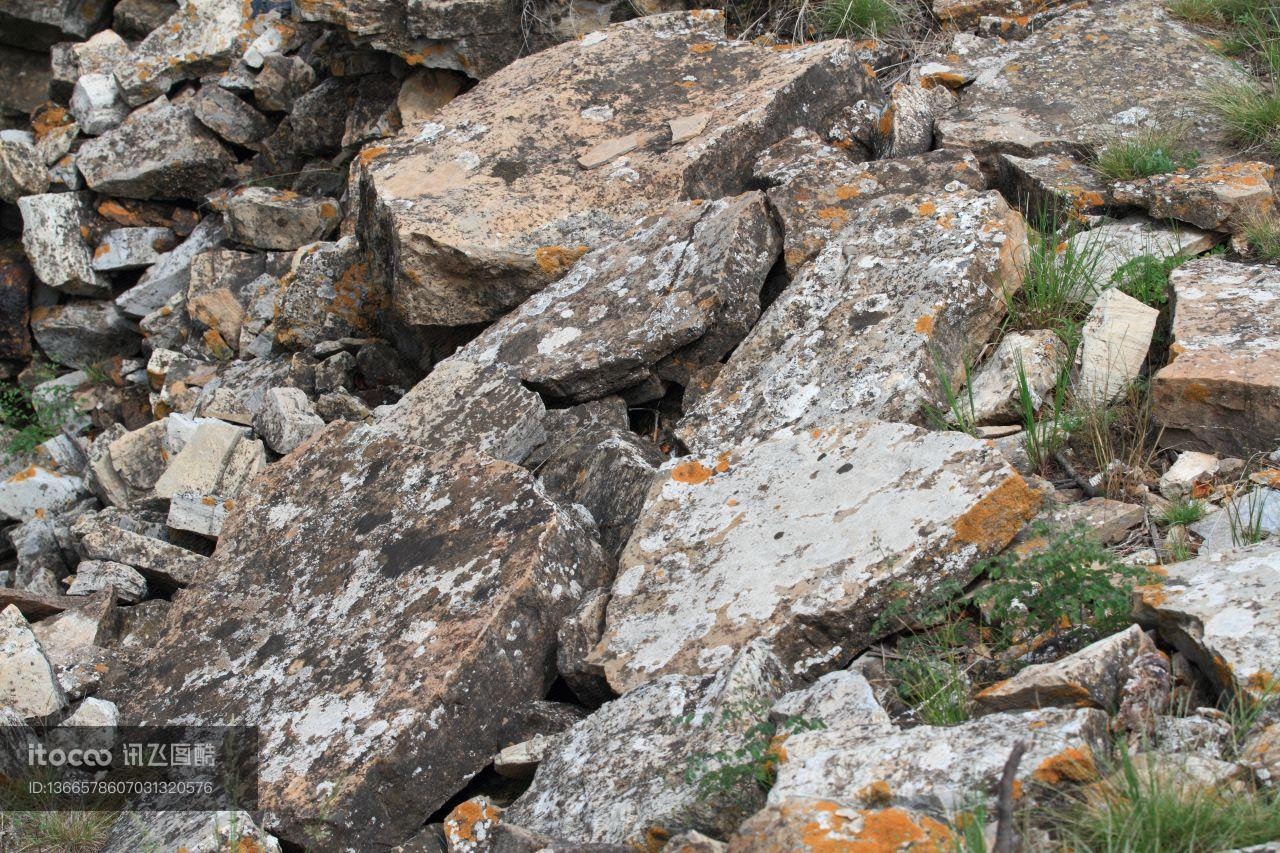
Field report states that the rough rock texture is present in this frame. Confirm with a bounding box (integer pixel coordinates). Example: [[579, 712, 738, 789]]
[[357, 11, 880, 327], [770, 707, 1110, 816], [729, 802, 953, 853], [1136, 541, 1280, 700], [677, 188, 1026, 453], [275, 236, 388, 349], [0, 465, 89, 522], [503, 643, 790, 845], [752, 130, 986, 274], [769, 668, 891, 729], [592, 420, 1040, 692], [115, 419, 611, 848], [253, 387, 325, 455], [1069, 214, 1220, 291], [996, 152, 1112, 223], [76, 104, 234, 199], [975, 624, 1165, 713], [459, 192, 779, 401], [0, 604, 68, 723], [966, 329, 1067, 425], [75, 518, 205, 589], [934, 0, 1250, 165], [0, 137, 49, 202], [114, 0, 252, 105], [18, 192, 108, 296], [1112, 162, 1276, 232], [1153, 258, 1280, 456], [218, 188, 342, 250]]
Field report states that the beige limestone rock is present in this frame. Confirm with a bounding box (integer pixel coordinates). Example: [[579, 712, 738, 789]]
[[1077, 288, 1157, 405]]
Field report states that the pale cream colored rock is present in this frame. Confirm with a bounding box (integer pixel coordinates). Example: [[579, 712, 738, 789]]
[[966, 330, 1067, 426], [1112, 162, 1276, 232], [1069, 214, 1220, 295], [0, 604, 67, 723], [1159, 451, 1220, 500], [592, 420, 1040, 692], [18, 192, 109, 296], [669, 112, 710, 145], [153, 420, 247, 500], [0, 465, 88, 523], [1077, 288, 1157, 405]]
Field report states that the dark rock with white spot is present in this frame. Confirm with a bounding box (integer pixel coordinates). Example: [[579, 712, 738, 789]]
[[252, 52, 316, 112], [217, 188, 342, 251], [77, 104, 234, 200], [190, 85, 272, 146], [31, 300, 140, 369], [0, 137, 49, 202]]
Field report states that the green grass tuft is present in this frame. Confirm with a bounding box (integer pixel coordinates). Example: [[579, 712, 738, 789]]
[[1157, 496, 1207, 526], [1111, 253, 1187, 309], [1242, 211, 1280, 261], [815, 0, 902, 37], [1093, 130, 1199, 182], [1206, 81, 1280, 153]]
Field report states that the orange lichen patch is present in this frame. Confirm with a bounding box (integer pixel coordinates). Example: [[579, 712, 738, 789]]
[[93, 243, 111, 258], [31, 104, 73, 137], [1181, 381, 1211, 403], [916, 201, 937, 217], [878, 106, 895, 138], [851, 807, 951, 852], [671, 459, 715, 485], [835, 184, 863, 200], [1033, 747, 1098, 785], [913, 314, 935, 335], [857, 780, 893, 807], [9, 466, 39, 483], [1251, 468, 1280, 488], [643, 826, 671, 853], [201, 496, 218, 506], [817, 207, 851, 225], [357, 145, 388, 167], [444, 799, 501, 843], [534, 244, 590, 277], [319, 202, 340, 219], [689, 42, 716, 54], [922, 71, 967, 89], [1247, 670, 1276, 692], [952, 475, 1041, 551], [714, 451, 732, 473]]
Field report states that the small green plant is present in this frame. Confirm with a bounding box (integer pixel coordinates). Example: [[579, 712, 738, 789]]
[[0, 773, 117, 853], [1111, 253, 1187, 309], [815, 0, 902, 37], [927, 349, 979, 437], [1166, 531, 1195, 563], [1242, 211, 1280, 261], [973, 524, 1155, 642], [1008, 219, 1106, 347], [1092, 129, 1199, 181], [1221, 683, 1279, 757], [683, 701, 825, 802], [1206, 80, 1280, 154], [1048, 743, 1280, 851], [885, 629, 973, 726], [0, 382, 77, 459], [1016, 356, 1075, 476], [1073, 379, 1163, 502], [1226, 485, 1272, 545], [1157, 496, 1207, 526]]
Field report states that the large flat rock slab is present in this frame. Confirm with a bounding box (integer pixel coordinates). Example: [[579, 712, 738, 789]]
[[1136, 541, 1280, 701], [591, 420, 1041, 693], [457, 192, 778, 401], [113, 420, 610, 849], [676, 187, 1026, 454], [1153, 258, 1280, 456], [356, 11, 880, 327], [934, 0, 1250, 165]]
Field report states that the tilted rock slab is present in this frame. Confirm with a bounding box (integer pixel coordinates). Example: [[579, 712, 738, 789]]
[[752, 129, 986, 274], [591, 420, 1042, 693], [115, 420, 611, 849], [677, 188, 1026, 454], [1135, 541, 1280, 701], [1111, 161, 1276, 232], [934, 0, 1249, 165], [1153, 258, 1280, 456], [458, 192, 779, 401], [768, 707, 1111, 817], [730, 801, 953, 852], [113, 0, 254, 106], [357, 11, 880, 326]]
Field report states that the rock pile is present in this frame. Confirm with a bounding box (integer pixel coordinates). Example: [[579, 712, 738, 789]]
[[1, 0, 1279, 849]]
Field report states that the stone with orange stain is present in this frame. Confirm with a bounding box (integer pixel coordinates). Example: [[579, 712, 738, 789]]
[[1153, 258, 1280, 456], [17, 192, 109, 297], [91, 226, 176, 272], [677, 188, 1025, 454], [455, 193, 779, 401], [215, 187, 342, 251], [591, 419, 1039, 692], [444, 797, 503, 852], [359, 11, 879, 326], [1135, 539, 1280, 702], [0, 463, 88, 523], [932, 0, 1074, 26], [729, 799, 953, 852], [1113, 161, 1276, 232], [114, 0, 254, 105], [275, 236, 390, 350], [997, 152, 1114, 223], [768, 707, 1109, 817], [752, 128, 985, 274], [96, 809, 283, 852], [0, 137, 49, 204]]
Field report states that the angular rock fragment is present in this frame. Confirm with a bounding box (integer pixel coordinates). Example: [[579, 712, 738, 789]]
[[975, 624, 1165, 713], [1135, 540, 1280, 701], [74, 517, 205, 589], [1069, 214, 1220, 292], [116, 215, 225, 318], [934, 1, 1249, 164], [116, 420, 611, 849], [252, 52, 315, 112], [769, 707, 1109, 816], [965, 330, 1067, 426], [18, 192, 109, 296], [1159, 451, 1221, 501], [358, 11, 880, 326], [769, 668, 891, 729], [275, 236, 388, 349], [1112, 162, 1276, 232], [527, 402, 663, 558], [593, 420, 1040, 692], [933, 0, 1075, 26], [1077, 288, 1157, 405], [69, 73, 128, 135], [167, 491, 236, 538], [67, 559, 148, 603], [153, 419, 246, 498], [460, 193, 778, 401], [114, 0, 252, 105], [876, 82, 956, 158], [31, 300, 140, 369], [11, 515, 73, 595], [556, 588, 612, 707], [92, 226, 175, 271], [77, 104, 233, 200], [730, 802, 953, 852], [217, 188, 341, 251], [1014, 496, 1146, 549], [504, 643, 789, 845], [766, 137, 987, 274], [1153, 258, 1280, 456], [191, 85, 271, 146], [0, 604, 68, 723], [997, 152, 1113, 223], [254, 387, 324, 455], [677, 188, 1026, 453], [0, 465, 89, 523], [0, 137, 49, 202]]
